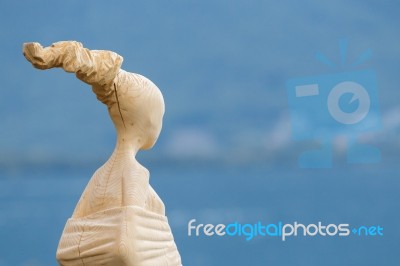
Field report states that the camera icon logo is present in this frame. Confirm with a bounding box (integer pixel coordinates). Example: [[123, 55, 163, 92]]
[[286, 40, 381, 168]]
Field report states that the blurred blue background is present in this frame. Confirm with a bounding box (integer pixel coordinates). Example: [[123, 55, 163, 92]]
[[1, 0, 400, 265]]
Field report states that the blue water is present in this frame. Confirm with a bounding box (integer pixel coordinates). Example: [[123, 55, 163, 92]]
[[0, 161, 399, 265]]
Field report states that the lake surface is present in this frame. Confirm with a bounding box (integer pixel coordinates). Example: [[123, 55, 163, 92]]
[[0, 160, 399, 265]]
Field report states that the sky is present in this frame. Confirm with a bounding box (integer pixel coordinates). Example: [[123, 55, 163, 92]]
[[0, 0, 399, 167]]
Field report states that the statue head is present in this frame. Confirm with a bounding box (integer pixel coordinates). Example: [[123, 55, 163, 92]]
[[108, 75, 165, 151]]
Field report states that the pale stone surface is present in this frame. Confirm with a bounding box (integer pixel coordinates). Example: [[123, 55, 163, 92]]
[[23, 41, 182, 266]]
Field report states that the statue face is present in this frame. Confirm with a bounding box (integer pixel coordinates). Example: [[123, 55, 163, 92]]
[[111, 79, 165, 150], [142, 97, 165, 149]]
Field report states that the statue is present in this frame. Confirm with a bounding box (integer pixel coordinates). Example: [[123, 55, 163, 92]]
[[23, 41, 182, 266]]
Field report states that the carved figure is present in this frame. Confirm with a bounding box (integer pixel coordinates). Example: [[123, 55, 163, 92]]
[[23, 41, 182, 266]]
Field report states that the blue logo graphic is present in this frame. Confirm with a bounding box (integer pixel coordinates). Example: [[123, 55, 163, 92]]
[[286, 40, 381, 168]]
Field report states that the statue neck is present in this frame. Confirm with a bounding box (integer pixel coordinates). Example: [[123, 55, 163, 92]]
[[112, 133, 142, 159]]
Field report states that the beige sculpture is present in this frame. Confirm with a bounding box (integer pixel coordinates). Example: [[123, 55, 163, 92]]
[[23, 41, 182, 266]]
